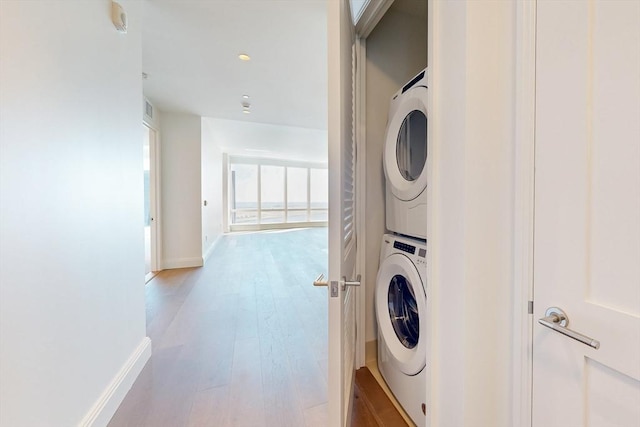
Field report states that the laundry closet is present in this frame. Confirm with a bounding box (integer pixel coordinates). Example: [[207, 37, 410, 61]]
[[358, 1, 427, 425]]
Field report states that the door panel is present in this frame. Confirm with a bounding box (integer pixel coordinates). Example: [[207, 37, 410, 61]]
[[143, 124, 158, 276], [327, 0, 357, 425], [532, 1, 640, 425]]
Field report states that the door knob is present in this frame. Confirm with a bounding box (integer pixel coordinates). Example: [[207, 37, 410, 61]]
[[538, 307, 600, 349]]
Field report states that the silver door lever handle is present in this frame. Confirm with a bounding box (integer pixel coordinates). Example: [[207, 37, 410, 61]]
[[538, 307, 600, 349], [342, 274, 361, 288]]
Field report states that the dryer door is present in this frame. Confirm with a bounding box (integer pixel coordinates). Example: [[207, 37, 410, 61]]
[[383, 87, 428, 202], [376, 253, 426, 375]]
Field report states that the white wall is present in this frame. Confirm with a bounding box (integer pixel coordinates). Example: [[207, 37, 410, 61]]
[[162, 116, 323, 269], [160, 113, 203, 269], [203, 117, 328, 163], [364, 0, 427, 343], [0, 1, 149, 426], [429, 1, 515, 426], [201, 119, 224, 260]]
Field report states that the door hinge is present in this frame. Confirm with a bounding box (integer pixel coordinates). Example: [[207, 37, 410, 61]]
[[528, 300, 534, 314]]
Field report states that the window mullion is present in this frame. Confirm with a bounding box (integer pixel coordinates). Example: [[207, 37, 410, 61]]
[[257, 164, 262, 224], [307, 168, 311, 222], [284, 167, 289, 223]]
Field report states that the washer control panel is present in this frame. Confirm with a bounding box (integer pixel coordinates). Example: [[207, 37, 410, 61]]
[[393, 240, 416, 254], [392, 238, 427, 270]]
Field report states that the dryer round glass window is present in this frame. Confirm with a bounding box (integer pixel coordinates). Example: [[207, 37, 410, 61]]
[[396, 110, 427, 182], [376, 251, 426, 375], [388, 274, 419, 349]]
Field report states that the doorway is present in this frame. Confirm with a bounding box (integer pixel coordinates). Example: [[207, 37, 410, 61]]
[[143, 124, 159, 282]]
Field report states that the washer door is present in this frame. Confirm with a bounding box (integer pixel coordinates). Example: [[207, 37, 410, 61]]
[[376, 253, 426, 375], [383, 87, 428, 202]]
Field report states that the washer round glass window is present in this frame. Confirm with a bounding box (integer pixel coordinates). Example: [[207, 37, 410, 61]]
[[387, 274, 420, 349], [396, 110, 427, 181]]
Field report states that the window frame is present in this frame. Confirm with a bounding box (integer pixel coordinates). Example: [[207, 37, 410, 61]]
[[225, 155, 328, 232]]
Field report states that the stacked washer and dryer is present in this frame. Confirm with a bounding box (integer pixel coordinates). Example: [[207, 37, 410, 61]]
[[376, 68, 429, 427]]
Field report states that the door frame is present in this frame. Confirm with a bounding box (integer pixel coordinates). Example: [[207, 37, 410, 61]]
[[511, 1, 536, 426], [354, 34, 368, 369], [143, 122, 162, 274], [352, 0, 395, 370], [353, 1, 539, 425]]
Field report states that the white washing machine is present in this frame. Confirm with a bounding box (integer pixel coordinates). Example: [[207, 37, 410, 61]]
[[384, 68, 429, 239], [376, 233, 427, 427]]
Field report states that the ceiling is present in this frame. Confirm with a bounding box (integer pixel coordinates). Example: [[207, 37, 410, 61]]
[[142, 0, 328, 130]]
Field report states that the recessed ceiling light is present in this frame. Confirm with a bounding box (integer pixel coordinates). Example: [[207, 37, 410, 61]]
[[243, 110, 251, 114], [242, 95, 250, 99], [238, 53, 251, 61]]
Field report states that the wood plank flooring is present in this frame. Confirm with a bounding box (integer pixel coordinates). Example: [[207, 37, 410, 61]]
[[109, 228, 329, 427], [109, 227, 404, 427], [352, 368, 409, 427]]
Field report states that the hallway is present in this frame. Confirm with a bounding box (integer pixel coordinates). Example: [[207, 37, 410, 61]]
[[109, 228, 329, 427]]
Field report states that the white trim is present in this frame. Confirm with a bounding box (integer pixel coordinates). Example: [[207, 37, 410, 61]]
[[425, 0, 438, 425], [257, 164, 262, 223], [307, 168, 312, 221], [142, 117, 162, 272], [354, 0, 394, 38], [154, 129, 163, 271], [145, 125, 161, 273], [222, 153, 229, 233], [354, 35, 367, 370], [229, 222, 327, 233], [512, 1, 537, 426], [78, 337, 151, 427], [229, 155, 328, 169], [162, 257, 204, 269]]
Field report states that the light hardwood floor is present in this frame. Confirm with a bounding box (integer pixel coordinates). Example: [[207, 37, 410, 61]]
[[109, 228, 329, 427]]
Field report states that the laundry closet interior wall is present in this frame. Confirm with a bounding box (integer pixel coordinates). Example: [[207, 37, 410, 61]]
[[363, 0, 427, 356]]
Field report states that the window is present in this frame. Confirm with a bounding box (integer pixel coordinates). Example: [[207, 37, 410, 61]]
[[287, 167, 308, 222], [260, 165, 285, 224], [230, 163, 258, 224], [310, 168, 328, 222], [227, 157, 328, 230]]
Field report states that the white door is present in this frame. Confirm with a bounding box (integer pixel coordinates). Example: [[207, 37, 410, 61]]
[[532, 1, 640, 426], [143, 124, 159, 277], [327, 0, 358, 425]]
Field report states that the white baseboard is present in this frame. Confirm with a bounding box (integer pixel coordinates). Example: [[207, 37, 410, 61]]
[[79, 337, 152, 427], [162, 257, 204, 269]]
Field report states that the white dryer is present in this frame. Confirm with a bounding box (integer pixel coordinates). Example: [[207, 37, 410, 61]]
[[376, 233, 427, 427], [384, 68, 429, 239]]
